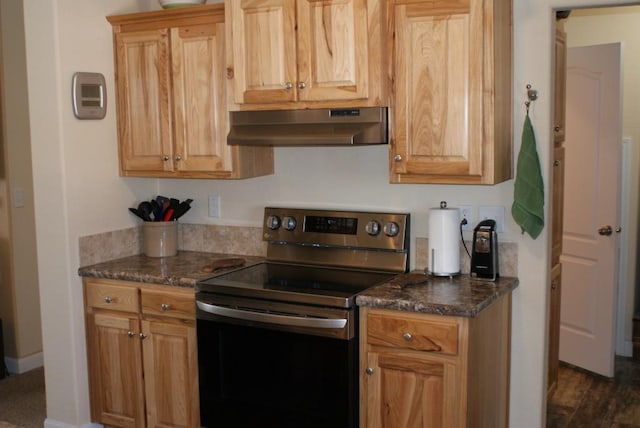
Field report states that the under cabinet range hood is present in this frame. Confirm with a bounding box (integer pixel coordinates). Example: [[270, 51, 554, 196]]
[[227, 107, 388, 146]]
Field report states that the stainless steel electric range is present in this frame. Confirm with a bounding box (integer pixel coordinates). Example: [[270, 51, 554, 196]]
[[195, 207, 410, 428]]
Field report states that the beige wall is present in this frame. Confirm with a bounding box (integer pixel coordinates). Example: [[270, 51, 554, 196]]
[[18, 0, 640, 426], [0, 0, 41, 365], [564, 5, 640, 356]]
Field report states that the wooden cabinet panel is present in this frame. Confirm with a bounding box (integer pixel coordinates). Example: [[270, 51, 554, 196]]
[[547, 263, 562, 396], [389, 0, 512, 185], [108, 5, 274, 179], [88, 312, 145, 428], [367, 312, 459, 355], [86, 282, 139, 313], [142, 319, 199, 428], [115, 29, 173, 174], [554, 26, 567, 145], [552, 146, 565, 264], [226, 0, 382, 110], [141, 288, 196, 319], [84, 279, 199, 428], [361, 300, 511, 427]]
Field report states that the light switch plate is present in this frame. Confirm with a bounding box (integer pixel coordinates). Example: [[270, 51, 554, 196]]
[[478, 205, 505, 232], [208, 195, 221, 218]]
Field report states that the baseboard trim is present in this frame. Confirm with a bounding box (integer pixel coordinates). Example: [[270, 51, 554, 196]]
[[44, 419, 101, 428], [4, 351, 43, 374]]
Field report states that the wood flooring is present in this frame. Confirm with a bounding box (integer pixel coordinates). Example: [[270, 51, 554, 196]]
[[547, 356, 640, 427]]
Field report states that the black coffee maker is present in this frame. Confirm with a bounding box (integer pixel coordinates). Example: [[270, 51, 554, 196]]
[[470, 219, 499, 281]]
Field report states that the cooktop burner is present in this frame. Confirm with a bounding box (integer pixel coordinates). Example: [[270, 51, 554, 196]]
[[197, 262, 398, 308]]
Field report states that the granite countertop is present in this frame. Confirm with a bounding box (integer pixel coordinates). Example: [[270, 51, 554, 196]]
[[78, 251, 264, 287], [356, 272, 519, 317]]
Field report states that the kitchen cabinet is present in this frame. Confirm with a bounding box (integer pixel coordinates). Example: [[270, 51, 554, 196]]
[[360, 296, 511, 427], [554, 23, 567, 145], [551, 146, 565, 265], [83, 278, 199, 428], [225, 0, 385, 111], [388, 0, 512, 184], [107, 5, 273, 179], [547, 263, 562, 396]]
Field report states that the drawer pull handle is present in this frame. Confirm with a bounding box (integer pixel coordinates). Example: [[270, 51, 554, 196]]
[[104, 296, 113, 304], [127, 331, 135, 338], [403, 332, 413, 342], [365, 367, 374, 375], [161, 303, 170, 312]]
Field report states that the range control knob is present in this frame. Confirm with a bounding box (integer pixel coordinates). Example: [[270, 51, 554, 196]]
[[266, 215, 281, 230], [384, 222, 400, 237], [283, 216, 297, 231], [365, 220, 381, 236]]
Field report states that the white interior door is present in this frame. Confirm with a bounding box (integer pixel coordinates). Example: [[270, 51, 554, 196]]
[[560, 43, 621, 378]]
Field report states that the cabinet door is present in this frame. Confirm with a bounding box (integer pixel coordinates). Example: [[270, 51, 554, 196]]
[[226, 0, 297, 105], [551, 146, 565, 264], [87, 312, 145, 428], [171, 22, 231, 173], [296, 0, 369, 101], [363, 351, 459, 428], [390, 0, 483, 182], [554, 27, 567, 144], [142, 319, 200, 428], [547, 263, 562, 395], [115, 29, 173, 173]]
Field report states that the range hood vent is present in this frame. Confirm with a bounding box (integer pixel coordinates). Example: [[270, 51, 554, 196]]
[[227, 107, 388, 146]]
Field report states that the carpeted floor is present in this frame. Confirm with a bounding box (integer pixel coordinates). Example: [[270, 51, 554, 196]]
[[0, 367, 45, 428]]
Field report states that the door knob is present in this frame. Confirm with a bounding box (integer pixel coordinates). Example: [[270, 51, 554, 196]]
[[598, 225, 613, 236]]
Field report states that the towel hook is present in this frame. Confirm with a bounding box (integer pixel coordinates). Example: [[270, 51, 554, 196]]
[[525, 84, 538, 114]]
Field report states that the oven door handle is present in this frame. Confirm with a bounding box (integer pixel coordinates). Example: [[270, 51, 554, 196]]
[[196, 301, 347, 329]]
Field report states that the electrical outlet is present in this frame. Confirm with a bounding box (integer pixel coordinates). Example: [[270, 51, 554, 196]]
[[208, 195, 221, 218], [478, 205, 505, 232], [458, 205, 473, 231]]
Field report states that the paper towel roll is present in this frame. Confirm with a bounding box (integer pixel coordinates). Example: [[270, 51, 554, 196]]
[[428, 206, 461, 276]]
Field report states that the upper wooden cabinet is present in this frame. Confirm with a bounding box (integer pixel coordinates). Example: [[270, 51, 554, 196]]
[[225, 0, 385, 111], [388, 0, 513, 184], [107, 5, 274, 179], [554, 24, 567, 145]]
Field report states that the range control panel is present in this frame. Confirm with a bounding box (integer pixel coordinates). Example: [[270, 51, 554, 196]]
[[263, 207, 409, 252]]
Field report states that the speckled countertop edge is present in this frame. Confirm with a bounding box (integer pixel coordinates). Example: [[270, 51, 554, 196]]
[[356, 272, 519, 317], [78, 251, 265, 287]]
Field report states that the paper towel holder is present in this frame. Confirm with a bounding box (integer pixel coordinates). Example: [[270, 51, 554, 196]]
[[426, 201, 462, 277]]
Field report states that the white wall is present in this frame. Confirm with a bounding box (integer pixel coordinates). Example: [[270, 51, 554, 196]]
[[21, 0, 639, 426]]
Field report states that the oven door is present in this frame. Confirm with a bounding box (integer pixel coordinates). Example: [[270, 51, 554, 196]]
[[196, 293, 358, 428]]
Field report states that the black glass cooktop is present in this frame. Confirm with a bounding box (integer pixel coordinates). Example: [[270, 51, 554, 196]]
[[196, 262, 397, 309]]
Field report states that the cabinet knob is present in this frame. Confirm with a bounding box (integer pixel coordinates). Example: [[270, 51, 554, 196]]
[[298, 82, 306, 89], [127, 331, 136, 338], [554, 160, 560, 167], [554, 126, 562, 132], [394, 154, 402, 162], [161, 303, 170, 312], [403, 332, 413, 342], [163, 155, 170, 161], [175, 155, 182, 161], [365, 367, 374, 375], [285, 82, 293, 90], [551, 281, 558, 290], [139, 333, 147, 340], [104, 296, 113, 304]]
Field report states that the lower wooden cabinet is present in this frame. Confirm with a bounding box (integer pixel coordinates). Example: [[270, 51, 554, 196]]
[[83, 279, 199, 428], [360, 296, 511, 428], [547, 263, 562, 396]]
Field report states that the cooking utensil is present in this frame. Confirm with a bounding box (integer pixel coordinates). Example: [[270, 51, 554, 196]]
[[172, 199, 193, 220], [128, 207, 146, 221], [137, 201, 153, 222]]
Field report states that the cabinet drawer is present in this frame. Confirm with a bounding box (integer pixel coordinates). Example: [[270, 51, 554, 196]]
[[367, 313, 459, 355], [85, 282, 139, 313], [141, 288, 195, 320]]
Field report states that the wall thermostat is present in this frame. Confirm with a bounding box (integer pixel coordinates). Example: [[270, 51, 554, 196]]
[[72, 72, 106, 119]]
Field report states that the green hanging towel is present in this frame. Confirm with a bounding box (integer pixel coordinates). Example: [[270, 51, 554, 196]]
[[511, 113, 545, 239]]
